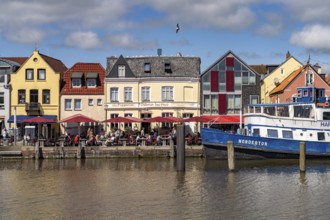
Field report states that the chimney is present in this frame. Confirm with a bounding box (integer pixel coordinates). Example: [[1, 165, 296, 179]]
[[286, 51, 291, 59], [157, 48, 162, 57], [314, 63, 322, 74]]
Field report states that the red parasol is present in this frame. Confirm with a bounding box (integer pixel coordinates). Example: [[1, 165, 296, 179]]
[[60, 114, 98, 123], [102, 116, 143, 123], [20, 116, 55, 124], [144, 116, 181, 123]]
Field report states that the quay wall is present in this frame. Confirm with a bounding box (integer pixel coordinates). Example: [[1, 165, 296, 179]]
[[12, 145, 205, 159]]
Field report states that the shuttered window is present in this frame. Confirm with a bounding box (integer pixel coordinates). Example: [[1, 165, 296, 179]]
[[211, 71, 219, 92], [226, 71, 234, 91], [218, 94, 227, 114]]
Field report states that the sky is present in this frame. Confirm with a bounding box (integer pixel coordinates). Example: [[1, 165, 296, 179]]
[[1, 0, 330, 73]]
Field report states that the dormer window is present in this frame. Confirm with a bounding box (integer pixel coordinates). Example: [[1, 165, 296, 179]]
[[144, 63, 151, 73], [165, 62, 172, 73], [71, 72, 83, 88], [86, 72, 98, 88], [118, 65, 125, 78]]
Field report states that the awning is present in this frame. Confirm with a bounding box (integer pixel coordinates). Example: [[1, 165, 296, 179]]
[[71, 72, 83, 78], [7, 115, 57, 123], [202, 115, 244, 124], [86, 72, 98, 78]]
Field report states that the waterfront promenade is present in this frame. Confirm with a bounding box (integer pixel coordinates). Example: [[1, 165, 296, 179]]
[[0, 140, 204, 159]]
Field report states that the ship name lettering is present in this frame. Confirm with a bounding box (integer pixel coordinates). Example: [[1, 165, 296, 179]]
[[321, 121, 330, 127], [238, 139, 267, 146]]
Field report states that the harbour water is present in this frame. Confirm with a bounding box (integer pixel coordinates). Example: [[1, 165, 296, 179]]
[[1, 158, 330, 219]]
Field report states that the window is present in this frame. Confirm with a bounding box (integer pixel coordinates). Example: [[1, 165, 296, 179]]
[[162, 86, 173, 101], [26, 69, 34, 80], [42, 90, 50, 104], [203, 95, 211, 114], [182, 113, 193, 118], [234, 71, 241, 91], [110, 88, 119, 102], [144, 63, 151, 73], [242, 71, 249, 84], [18, 90, 26, 103], [165, 63, 172, 73], [318, 132, 325, 141], [110, 114, 119, 129], [253, 129, 260, 136], [65, 99, 72, 110], [202, 73, 210, 91], [323, 112, 330, 120], [249, 72, 256, 85], [227, 95, 241, 114], [88, 99, 93, 106], [124, 87, 132, 102], [118, 65, 125, 78], [267, 129, 278, 138], [30, 89, 38, 103], [282, 130, 293, 139], [142, 86, 150, 101], [97, 99, 102, 106], [38, 69, 46, 80], [0, 75, 4, 83], [0, 92, 4, 109], [306, 72, 313, 85], [162, 112, 173, 127], [211, 95, 218, 114], [87, 78, 96, 88], [250, 95, 259, 104], [72, 78, 82, 88], [74, 99, 81, 110], [280, 68, 284, 74], [219, 71, 226, 91]]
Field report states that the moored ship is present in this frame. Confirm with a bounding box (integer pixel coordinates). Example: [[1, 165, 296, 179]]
[[202, 87, 330, 159]]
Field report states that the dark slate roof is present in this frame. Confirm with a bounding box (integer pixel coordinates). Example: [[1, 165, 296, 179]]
[[39, 53, 67, 74], [106, 55, 201, 78]]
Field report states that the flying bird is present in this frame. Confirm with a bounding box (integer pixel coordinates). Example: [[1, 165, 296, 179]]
[[176, 23, 180, 33]]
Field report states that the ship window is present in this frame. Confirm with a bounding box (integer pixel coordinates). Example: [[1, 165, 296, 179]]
[[282, 130, 293, 139], [294, 105, 312, 118], [277, 106, 289, 117], [267, 129, 278, 138], [264, 106, 275, 116], [253, 129, 260, 136], [323, 112, 330, 120], [318, 132, 325, 141]]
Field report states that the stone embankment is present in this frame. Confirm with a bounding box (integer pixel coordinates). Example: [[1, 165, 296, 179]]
[[0, 145, 204, 159]]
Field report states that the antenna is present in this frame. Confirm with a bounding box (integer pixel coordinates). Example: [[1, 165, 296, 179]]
[[34, 42, 39, 51]]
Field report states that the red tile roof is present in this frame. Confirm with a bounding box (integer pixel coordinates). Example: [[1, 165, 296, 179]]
[[61, 62, 106, 95]]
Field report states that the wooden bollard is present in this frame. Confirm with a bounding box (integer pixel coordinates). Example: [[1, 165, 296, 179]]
[[300, 142, 306, 172], [227, 140, 235, 171]]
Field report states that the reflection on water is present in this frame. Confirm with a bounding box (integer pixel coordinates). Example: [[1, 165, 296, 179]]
[[1, 158, 330, 219]]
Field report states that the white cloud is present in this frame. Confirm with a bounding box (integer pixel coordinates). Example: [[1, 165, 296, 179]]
[[108, 34, 157, 50], [5, 28, 45, 44], [137, 0, 258, 30], [256, 13, 283, 37], [65, 31, 102, 50], [290, 24, 330, 52]]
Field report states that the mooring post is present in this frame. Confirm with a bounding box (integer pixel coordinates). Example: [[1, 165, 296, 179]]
[[300, 141, 306, 172], [170, 139, 175, 158], [227, 140, 235, 171], [176, 124, 185, 172]]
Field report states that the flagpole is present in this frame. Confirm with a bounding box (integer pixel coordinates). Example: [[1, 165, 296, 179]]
[[14, 106, 16, 146]]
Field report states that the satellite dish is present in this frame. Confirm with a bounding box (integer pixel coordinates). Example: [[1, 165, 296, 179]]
[[274, 77, 280, 86]]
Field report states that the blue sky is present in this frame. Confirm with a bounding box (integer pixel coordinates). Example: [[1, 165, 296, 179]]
[[1, 0, 330, 73]]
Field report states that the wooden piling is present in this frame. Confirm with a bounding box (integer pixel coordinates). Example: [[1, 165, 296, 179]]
[[227, 140, 235, 171], [300, 142, 306, 172], [176, 125, 185, 172]]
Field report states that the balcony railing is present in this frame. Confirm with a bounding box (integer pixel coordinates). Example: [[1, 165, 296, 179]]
[[25, 102, 41, 111]]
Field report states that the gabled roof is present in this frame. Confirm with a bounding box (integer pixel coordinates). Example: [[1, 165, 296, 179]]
[[61, 62, 106, 95], [269, 66, 305, 96], [262, 56, 303, 81], [201, 50, 260, 76], [107, 55, 135, 78], [2, 57, 28, 65], [39, 53, 67, 73]]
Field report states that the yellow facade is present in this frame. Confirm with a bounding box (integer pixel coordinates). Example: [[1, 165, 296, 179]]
[[10, 50, 63, 136], [261, 57, 302, 103], [104, 79, 200, 133]]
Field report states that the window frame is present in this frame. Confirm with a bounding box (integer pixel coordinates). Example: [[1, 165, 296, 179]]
[[162, 86, 173, 101], [65, 99, 72, 110], [72, 78, 82, 88], [0, 92, 4, 109], [37, 69, 46, 80], [110, 87, 119, 102], [18, 90, 26, 104], [42, 89, 50, 104], [124, 87, 132, 102], [74, 99, 82, 110], [25, 69, 34, 80], [141, 86, 150, 101], [88, 98, 94, 106], [87, 78, 97, 88], [118, 65, 125, 78]]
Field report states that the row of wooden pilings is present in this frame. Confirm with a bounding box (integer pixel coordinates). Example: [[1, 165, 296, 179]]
[[226, 141, 307, 172]]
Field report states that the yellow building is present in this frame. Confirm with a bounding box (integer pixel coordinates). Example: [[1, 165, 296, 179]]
[[105, 54, 201, 134], [9, 50, 67, 139], [260, 53, 302, 103]]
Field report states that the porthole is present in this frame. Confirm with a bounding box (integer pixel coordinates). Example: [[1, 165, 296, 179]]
[[33, 57, 38, 62]]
